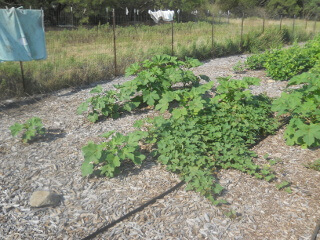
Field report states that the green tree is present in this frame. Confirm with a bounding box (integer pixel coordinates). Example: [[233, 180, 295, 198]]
[[303, 0, 320, 17], [267, 0, 302, 16], [216, 0, 262, 15]]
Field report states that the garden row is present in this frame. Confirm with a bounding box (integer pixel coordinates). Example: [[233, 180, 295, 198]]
[[11, 35, 320, 204]]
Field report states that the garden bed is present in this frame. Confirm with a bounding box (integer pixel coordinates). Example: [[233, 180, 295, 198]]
[[0, 54, 319, 240]]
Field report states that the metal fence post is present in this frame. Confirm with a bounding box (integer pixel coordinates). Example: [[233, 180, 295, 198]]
[[293, 15, 296, 38], [314, 15, 317, 33], [227, 10, 230, 24], [212, 13, 214, 58], [262, 16, 265, 33], [280, 15, 283, 31], [112, 9, 117, 76], [171, 21, 174, 56], [240, 13, 244, 50], [19, 61, 26, 93], [305, 17, 308, 30]]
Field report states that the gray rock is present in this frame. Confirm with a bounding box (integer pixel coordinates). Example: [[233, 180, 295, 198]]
[[29, 191, 61, 208]]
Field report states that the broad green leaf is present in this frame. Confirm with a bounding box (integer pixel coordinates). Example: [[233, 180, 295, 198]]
[[88, 113, 99, 123], [143, 91, 160, 106], [297, 124, 320, 146], [90, 85, 103, 93], [132, 153, 146, 165], [81, 159, 94, 177], [100, 130, 116, 139], [172, 107, 188, 119], [82, 141, 103, 163], [125, 62, 140, 76], [155, 98, 169, 113], [77, 102, 89, 114]]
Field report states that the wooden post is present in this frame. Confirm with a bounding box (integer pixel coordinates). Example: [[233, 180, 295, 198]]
[[19, 61, 26, 92], [112, 9, 117, 76], [305, 17, 308, 30]]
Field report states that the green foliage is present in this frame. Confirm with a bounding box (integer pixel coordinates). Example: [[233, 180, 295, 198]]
[[81, 131, 148, 177], [267, 0, 302, 16], [224, 209, 238, 219], [272, 72, 320, 148], [233, 61, 246, 73], [78, 55, 209, 122], [303, 0, 320, 17], [263, 46, 315, 80], [82, 76, 279, 204], [146, 77, 278, 203], [77, 86, 120, 122], [305, 159, 320, 171], [9, 117, 45, 143], [246, 52, 269, 70], [276, 181, 292, 193], [246, 37, 320, 80]]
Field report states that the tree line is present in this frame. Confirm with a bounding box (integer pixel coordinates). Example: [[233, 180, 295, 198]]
[[1, 0, 319, 25]]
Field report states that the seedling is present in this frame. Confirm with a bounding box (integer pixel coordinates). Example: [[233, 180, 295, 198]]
[[10, 117, 45, 143]]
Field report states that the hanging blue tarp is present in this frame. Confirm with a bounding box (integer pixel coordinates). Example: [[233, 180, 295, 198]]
[[0, 7, 47, 62]]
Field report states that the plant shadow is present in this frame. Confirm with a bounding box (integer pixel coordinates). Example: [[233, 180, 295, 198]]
[[29, 128, 66, 144]]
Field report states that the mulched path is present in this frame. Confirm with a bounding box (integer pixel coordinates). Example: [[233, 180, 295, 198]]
[[0, 54, 319, 240]]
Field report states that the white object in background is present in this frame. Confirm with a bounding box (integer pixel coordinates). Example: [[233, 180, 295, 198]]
[[148, 10, 174, 23], [126, 7, 129, 15], [191, 10, 198, 15]]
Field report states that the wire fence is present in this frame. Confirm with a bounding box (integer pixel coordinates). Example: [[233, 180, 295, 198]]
[[0, 7, 319, 99]]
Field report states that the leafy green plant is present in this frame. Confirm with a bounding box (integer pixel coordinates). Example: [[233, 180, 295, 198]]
[[77, 55, 209, 122], [263, 45, 315, 80], [246, 36, 320, 80], [276, 181, 292, 193], [9, 117, 45, 143], [232, 61, 246, 73], [272, 72, 320, 148], [263, 154, 281, 166], [245, 52, 268, 70], [81, 74, 281, 205], [305, 159, 320, 171], [81, 130, 148, 177], [224, 209, 238, 219]]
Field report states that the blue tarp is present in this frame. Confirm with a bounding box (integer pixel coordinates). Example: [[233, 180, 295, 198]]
[[0, 7, 47, 61]]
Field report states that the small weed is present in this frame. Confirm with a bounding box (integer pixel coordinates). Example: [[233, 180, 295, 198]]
[[263, 154, 280, 166], [224, 209, 238, 219], [305, 159, 320, 171], [10, 117, 45, 143], [276, 181, 292, 193], [232, 61, 246, 73], [263, 153, 270, 159]]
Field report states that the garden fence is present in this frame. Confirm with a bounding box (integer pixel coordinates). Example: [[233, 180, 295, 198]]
[[0, 6, 319, 99]]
